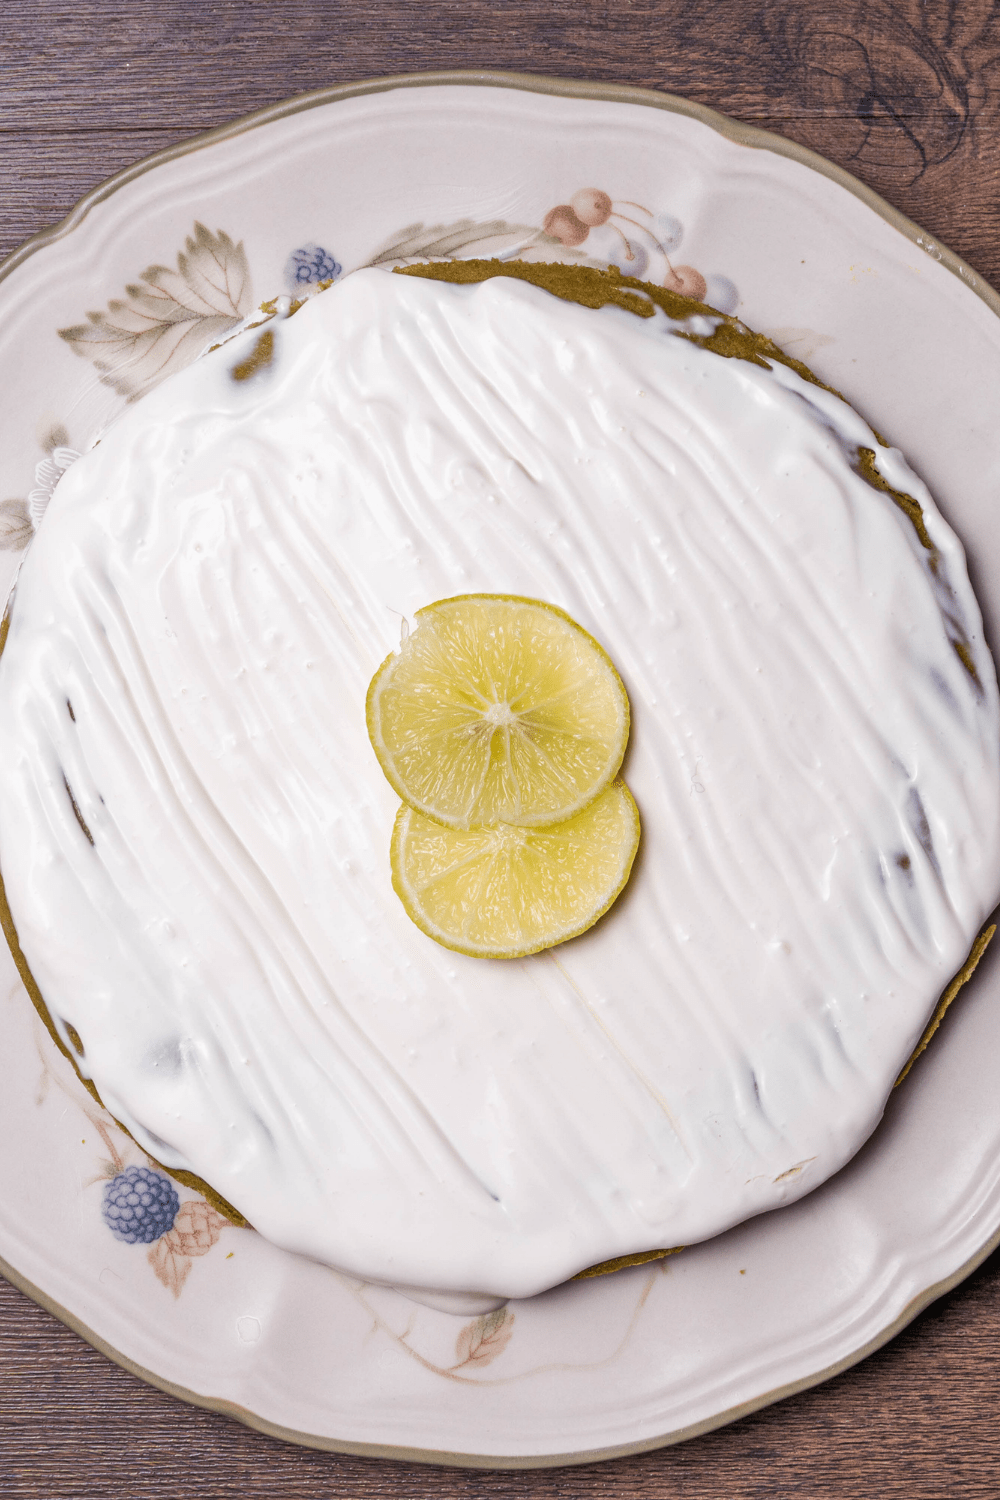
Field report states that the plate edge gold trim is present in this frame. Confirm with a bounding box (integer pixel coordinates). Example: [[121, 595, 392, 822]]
[[3, 1213, 1000, 1470], [1, 67, 1000, 1465], [0, 69, 997, 324]]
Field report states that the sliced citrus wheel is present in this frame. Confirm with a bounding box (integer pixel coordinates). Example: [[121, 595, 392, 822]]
[[367, 594, 630, 829], [390, 780, 641, 959]]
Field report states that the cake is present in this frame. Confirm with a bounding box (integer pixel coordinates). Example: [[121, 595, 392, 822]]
[[0, 262, 997, 1303]]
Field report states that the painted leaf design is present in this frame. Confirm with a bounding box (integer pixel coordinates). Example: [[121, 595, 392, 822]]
[[145, 1200, 228, 1296], [166, 1200, 228, 1258], [147, 1236, 193, 1297], [58, 223, 253, 402], [0, 498, 32, 552], [453, 1306, 515, 1369], [366, 219, 544, 268]]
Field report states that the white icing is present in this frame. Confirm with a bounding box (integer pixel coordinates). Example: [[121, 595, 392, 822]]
[[1, 270, 998, 1300], [28, 445, 80, 527]]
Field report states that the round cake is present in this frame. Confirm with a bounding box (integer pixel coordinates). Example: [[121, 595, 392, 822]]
[[0, 263, 997, 1301]]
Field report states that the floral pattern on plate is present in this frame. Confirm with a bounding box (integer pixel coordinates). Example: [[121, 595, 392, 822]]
[[0, 189, 738, 554], [34, 1021, 232, 1300], [57, 223, 254, 403], [1, 75, 999, 1465]]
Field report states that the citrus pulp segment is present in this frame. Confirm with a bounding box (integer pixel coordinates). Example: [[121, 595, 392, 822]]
[[366, 594, 630, 829], [390, 780, 641, 959]]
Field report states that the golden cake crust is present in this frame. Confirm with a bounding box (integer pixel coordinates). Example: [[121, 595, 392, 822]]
[[0, 262, 994, 1274]]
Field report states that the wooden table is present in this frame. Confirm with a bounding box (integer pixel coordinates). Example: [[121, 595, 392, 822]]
[[3, 3, 1000, 1493]]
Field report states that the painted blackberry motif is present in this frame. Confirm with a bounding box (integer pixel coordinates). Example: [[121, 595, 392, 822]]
[[284, 242, 342, 289], [102, 1164, 179, 1245]]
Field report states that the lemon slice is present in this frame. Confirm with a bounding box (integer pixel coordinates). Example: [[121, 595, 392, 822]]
[[367, 595, 630, 829], [390, 780, 640, 959]]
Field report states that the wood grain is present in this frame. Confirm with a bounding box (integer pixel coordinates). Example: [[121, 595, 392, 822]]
[[4, 1, 1000, 1493], [4, 0, 1000, 282]]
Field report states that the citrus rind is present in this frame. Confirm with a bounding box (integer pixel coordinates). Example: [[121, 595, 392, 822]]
[[390, 779, 641, 959], [367, 594, 630, 830]]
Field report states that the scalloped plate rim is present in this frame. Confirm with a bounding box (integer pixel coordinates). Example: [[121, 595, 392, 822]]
[[2, 67, 1000, 1470], [4, 1215, 1000, 1470], [1, 68, 996, 321]]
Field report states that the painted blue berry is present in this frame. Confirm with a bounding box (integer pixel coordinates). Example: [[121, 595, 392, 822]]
[[284, 242, 342, 291], [102, 1165, 179, 1245]]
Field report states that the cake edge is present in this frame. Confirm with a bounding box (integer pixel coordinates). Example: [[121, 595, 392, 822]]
[[0, 261, 994, 1277]]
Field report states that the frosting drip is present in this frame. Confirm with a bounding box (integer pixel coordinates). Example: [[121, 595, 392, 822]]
[[0, 269, 997, 1299]]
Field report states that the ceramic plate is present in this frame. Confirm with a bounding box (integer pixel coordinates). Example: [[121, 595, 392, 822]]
[[2, 72, 1000, 1469]]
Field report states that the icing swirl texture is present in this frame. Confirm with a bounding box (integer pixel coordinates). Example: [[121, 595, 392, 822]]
[[1, 269, 998, 1300]]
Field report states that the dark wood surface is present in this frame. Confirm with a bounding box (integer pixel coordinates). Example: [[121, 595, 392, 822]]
[[3, 2, 1000, 1493]]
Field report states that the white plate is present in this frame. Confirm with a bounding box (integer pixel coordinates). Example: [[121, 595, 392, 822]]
[[2, 72, 1000, 1468]]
